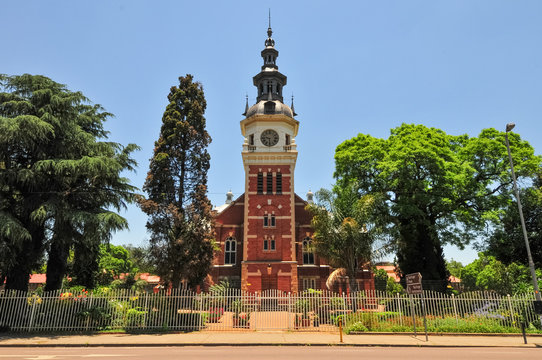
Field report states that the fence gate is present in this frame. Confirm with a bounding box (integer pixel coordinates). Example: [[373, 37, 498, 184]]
[[252, 290, 292, 331]]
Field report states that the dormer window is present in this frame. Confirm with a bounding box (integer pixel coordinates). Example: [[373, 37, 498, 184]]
[[264, 102, 275, 114]]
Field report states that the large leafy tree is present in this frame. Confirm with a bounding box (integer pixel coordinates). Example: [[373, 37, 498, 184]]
[[0, 74, 138, 291], [138, 75, 215, 290], [334, 124, 540, 290], [484, 172, 542, 268], [307, 185, 382, 292], [462, 253, 541, 294]]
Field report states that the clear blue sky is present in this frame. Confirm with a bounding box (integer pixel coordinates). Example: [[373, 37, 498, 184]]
[[3, 1, 542, 266]]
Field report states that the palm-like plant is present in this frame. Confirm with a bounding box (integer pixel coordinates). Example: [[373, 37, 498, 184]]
[[307, 185, 383, 292]]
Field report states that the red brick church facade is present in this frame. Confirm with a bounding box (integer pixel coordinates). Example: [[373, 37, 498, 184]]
[[209, 25, 373, 293]]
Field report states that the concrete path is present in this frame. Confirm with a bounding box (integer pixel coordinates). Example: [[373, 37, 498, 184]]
[[0, 332, 541, 348]]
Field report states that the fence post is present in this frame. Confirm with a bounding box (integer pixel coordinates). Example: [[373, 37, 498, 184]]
[[452, 293, 458, 326], [409, 294, 416, 337], [85, 292, 94, 331], [342, 292, 347, 329], [27, 294, 37, 332], [198, 291, 204, 331], [397, 293, 403, 326], [287, 292, 291, 331], [143, 292, 149, 329], [507, 294, 515, 328]]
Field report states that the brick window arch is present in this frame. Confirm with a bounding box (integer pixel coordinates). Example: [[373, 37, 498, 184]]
[[224, 237, 236, 265], [302, 237, 314, 265]]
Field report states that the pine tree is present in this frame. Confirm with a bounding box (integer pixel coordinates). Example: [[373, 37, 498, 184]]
[[0, 74, 138, 291], [138, 75, 215, 290]]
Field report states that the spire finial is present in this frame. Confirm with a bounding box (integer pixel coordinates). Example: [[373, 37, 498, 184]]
[[243, 94, 249, 115], [307, 189, 314, 204], [291, 94, 297, 116], [265, 10, 275, 47], [226, 189, 234, 204]]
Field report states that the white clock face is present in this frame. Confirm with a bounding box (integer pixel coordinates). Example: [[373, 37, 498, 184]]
[[261, 129, 279, 147]]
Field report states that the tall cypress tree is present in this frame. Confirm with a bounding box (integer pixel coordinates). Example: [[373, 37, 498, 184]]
[[138, 74, 215, 290], [0, 74, 138, 291]]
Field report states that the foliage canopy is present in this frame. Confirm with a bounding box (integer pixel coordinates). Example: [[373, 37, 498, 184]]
[[0, 74, 138, 291], [334, 123, 540, 290]]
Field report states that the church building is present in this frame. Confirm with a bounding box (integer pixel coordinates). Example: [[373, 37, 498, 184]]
[[210, 25, 373, 293]]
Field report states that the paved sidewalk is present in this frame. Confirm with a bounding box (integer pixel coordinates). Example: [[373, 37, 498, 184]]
[[0, 332, 541, 348]]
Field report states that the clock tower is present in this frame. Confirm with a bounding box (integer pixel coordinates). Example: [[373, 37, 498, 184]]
[[211, 23, 374, 294], [239, 24, 300, 292]]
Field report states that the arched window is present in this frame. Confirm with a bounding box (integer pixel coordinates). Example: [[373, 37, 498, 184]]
[[263, 214, 276, 228], [302, 237, 314, 265], [224, 237, 236, 265]]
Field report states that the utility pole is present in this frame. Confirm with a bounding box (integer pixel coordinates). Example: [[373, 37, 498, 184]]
[[504, 123, 542, 325]]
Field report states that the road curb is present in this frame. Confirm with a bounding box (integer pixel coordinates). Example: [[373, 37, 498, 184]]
[[0, 342, 539, 348]]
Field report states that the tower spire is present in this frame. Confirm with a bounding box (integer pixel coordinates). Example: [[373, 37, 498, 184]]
[[268, 8, 272, 36], [265, 9, 275, 48], [243, 94, 249, 116]]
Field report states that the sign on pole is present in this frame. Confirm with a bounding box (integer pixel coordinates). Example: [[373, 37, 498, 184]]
[[405, 272, 428, 341], [406, 272, 423, 295]]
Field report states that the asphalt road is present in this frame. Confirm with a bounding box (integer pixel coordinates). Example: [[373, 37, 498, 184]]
[[0, 346, 541, 360]]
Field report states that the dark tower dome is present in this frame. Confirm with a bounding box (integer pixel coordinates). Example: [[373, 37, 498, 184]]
[[243, 21, 296, 119]]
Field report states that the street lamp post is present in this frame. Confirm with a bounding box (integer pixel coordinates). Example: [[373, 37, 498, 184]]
[[504, 123, 542, 325]]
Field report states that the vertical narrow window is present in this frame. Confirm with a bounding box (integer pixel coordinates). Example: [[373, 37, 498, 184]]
[[302, 238, 315, 265], [263, 238, 269, 250], [267, 173, 273, 194], [285, 134, 290, 145], [276, 173, 282, 194], [224, 237, 236, 265], [270, 239, 276, 250], [270, 214, 276, 227], [302, 278, 317, 290], [249, 134, 254, 145], [257, 173, 263, 194], [263, 215, 269, 227]]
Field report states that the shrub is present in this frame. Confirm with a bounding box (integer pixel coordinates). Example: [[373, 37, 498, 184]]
[[76, 306, 112, 330], [345, 321, 368, 334]]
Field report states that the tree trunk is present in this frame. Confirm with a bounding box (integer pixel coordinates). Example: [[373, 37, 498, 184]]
[[72, 240, 99, 289], [347, 267, 359, 312], [44, 235, 70, 291], [5, 263, 30, 292], [170, 269, 182, 290], [397, 213, 449, 292], [5, 223, 44, 292]]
